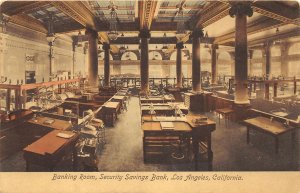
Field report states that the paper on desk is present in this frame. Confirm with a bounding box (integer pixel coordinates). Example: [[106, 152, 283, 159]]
[[57, 131, 75, 139], [160, 122, 174, 130]]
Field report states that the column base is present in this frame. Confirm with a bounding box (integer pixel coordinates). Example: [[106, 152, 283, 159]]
[[233, 103, 251, 122]]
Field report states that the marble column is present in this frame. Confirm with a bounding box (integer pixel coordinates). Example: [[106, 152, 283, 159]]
[[103, 43, 110, 87], [280, 42, 289, 77], [229, 2, 253, 104], [262, 42, 271, 76], [191, 28, 204, 92], [85, 29, 98, 87], [176, 42, 184, 88], [139, 29, 151, 94], [211, 44, 218, 84]]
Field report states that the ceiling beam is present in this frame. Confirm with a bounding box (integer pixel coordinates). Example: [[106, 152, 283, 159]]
[[138, 0, 159, 30], [249, 28, 300, 46], [9, 13, 47, 34], [1, 1, 50, 16], [214, 17, 284, 45], [193, 1, 230, 29], [51, 1, 96, 30], [252, 1, 299, 25]]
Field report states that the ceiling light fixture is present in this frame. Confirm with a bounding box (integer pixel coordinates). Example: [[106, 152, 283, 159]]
[[46, 12, 56, 43], [204, 31, 209, 48], [119, 44, 126, 54], [77, 30, 83, 47], [107, 1, 118, 41], [161, 33, 169, 52], [175, 3, 186, 41], [273, 27, 281, 45], [0, 10, 8, 34]]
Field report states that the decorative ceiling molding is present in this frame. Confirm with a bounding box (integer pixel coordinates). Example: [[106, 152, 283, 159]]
[[252, 2, 299, 26], [138, 0, 159, 30], [249, 29, 300, 46], [9, 13, 47, 34], [51, 1, 96, 30], [215, 17, 284, 45], [1, 1, 51, 16], [194, 2, 230, 28]]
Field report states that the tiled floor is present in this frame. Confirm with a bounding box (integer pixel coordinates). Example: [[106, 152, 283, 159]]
[[0, 96, 299, 172]]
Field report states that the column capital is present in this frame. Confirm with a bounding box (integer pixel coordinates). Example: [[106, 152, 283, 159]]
[[176, 42, 184, 49], [102, 43, 110, 50], [229, 2, 253, 18], [211, 44, 219, 50], [190, 28, 204, 39], [263, 41, 272, 52], [139, 29, 151, 39], [85, 28, 98, 38]]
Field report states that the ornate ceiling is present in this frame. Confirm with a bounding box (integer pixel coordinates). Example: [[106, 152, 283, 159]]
[[1, 0, 299, 50]]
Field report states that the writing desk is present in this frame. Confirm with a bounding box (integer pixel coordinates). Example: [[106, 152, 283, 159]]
[[244, 116, 297, 153], [141, 103, 189, 116], [101, 101, 121, 126], [27, 116, 72, 131], [142, 115, 216, 170], [23, 130, 79, 171], [140, 95, 175, 104]]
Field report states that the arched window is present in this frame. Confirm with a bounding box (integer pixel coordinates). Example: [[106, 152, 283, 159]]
[[98, 52, 113, 60], [170, 50, 189, 61], [149, 51, 163, 60], [121, 51, 138, 60], [270, 45, 281, 76]]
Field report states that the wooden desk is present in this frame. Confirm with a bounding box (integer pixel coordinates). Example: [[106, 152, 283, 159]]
[[111, 95, 126, 101], [140, 95, 175, 104], [23, 130, 79, 171], [244, 116, 297, 153], [101, 101, 121, 126], [27, 116, 72, 131], [110, 95, 126, 109], [141, 104, 189, 116], [142, 115, 216, 170]]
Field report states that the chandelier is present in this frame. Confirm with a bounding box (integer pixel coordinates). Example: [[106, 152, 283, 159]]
[[161, 33, 169, 52], [119, 44, 126, 54], [46, 13, 56, 43], [204, 31, 209, 48], [0, 10, 8, 34], [77, 30, 83, 47], [175, 5, 186, 40], [107, 2, 118, 41], [273, 28, 281, 45]]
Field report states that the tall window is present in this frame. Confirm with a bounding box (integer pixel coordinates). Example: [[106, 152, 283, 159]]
[[251, 50, 263, 76], [288, 43, 300, 78], [270, 45, 281, 77]]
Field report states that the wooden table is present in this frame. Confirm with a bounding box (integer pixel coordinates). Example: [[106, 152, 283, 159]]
[[142, 115, 216, 170], [140, 95, 175, 104], [215, 107, 234, 127], [244, 116, 297, 153], [23, 130, 79, 171], [101, 101, 121, 126], [141, 103, 189, 116], [27, 116, 72, 131]]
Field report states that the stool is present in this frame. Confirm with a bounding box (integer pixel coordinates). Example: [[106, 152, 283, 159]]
[[215, 107, 234, 128]]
